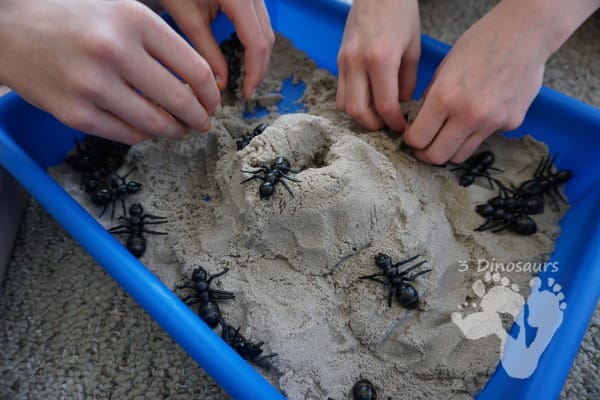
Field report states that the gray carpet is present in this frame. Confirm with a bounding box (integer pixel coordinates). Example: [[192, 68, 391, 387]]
[[1, 1, 599, 399]]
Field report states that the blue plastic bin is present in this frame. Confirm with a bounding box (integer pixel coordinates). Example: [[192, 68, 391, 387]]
[[0, 1, 598, 399]]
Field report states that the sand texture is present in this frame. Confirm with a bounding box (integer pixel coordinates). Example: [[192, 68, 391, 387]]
[[49, 35, 568, 399]]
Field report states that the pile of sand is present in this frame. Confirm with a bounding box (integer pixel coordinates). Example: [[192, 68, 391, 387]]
[[50, 35, 566, 399]]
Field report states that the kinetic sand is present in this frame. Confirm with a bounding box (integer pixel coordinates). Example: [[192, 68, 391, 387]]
[[50, 35, 567, 399]]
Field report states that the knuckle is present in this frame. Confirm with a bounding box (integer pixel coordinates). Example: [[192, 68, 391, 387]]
[[374, 100, 398, 117], [168, 88, 194, 114], [364, 47, 389, 67], [403, 133, 427, 150], [504, 113, 525, 131], [251, 38, 271, 59], [60, 105, 95, 133], [434, 86, 460, 110], [459, 100, 488, 127], [337, 43, 361, 64], [70, 73, 103, 101], [144, 112, 170, 136], [83, 32, 124, 64], [191, 60, 213, 84], [344, 103, 363, 121], [425, 150, 449, 166]]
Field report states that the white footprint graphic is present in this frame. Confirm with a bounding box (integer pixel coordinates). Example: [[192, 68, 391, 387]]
[[452, 271, 525, 352], [501, 276, 567, 379]]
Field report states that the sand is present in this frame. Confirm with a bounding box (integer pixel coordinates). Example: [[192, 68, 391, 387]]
[[49, 35, 567, 399]]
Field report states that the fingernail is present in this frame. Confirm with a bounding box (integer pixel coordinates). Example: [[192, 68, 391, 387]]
[[215, 74, 224, 91], [213, 102, 223, 115]]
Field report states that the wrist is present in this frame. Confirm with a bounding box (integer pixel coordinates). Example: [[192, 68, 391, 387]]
[[498, 0, 600, 57]]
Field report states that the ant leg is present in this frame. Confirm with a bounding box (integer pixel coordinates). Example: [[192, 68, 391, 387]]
[[280, 173, 302, 183], [546, 193, 561, 212], [240, 174, 264, 185], [552, 187, 568, 205], [404, 268, 433, 281], [491, 223, 509, 233], [207, 268, 230, 284], [222, 325, 242, 344], [475, 218, 500, 232], [388, 286, 395, 307], [280, 180, 295, 197], [120, 166, 138, 180], [397, 260, 428, 278], [394, 254, 422, 268], [534, 155, 548, 179], [108, 228, 129, 235], [142, 220, 168, 226], [119, 199, 127, 218], [359, 270, 386, 280], [217, 318, 229, 342], [98, 204, 109, 218], [142, 214, 168, 220], [209, 290, 235, 300], [176, 283, 195, 290], [496, 181, 514, 197], [360, 276, 389, 287], [241, 165, 269, 175], [142, 228, 168, 235], [486, 175, 503, 190], [181, 296, 202, 305], [546, 154, 559, 175]]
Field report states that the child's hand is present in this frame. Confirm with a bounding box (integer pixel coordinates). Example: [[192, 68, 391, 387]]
[[161, 0, 275, 100], [0, 0, 221, 144], [336, 0, 421, 132], [405, 0, 600, 164]]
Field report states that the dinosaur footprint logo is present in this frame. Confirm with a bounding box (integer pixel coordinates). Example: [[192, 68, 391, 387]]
[[500, 276, 567, 379], [451, 272, 524, 352]]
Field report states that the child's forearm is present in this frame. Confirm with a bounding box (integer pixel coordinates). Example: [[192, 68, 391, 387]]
[[499, 0, 600, 57]]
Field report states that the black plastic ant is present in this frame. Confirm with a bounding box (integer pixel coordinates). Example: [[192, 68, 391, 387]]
[[451, 150, 503, 188], [177, 267, 235, 338], [108, 203, 168, 258], [360, 253, 431, 309], [474, 205, 538, 235], [476, 184, 545, 217], [80, 168, 110, 194], [66, 136, 129, 174], [352, 379, 378, 400], [221, 324, 277, 367], [512, 154, 573, 211], [472, 176, 548, 235], [241, 156, 301, 199], [91, 167, 142, 218], [236, 123, 268, 150], [219, 32, 244, 93]]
